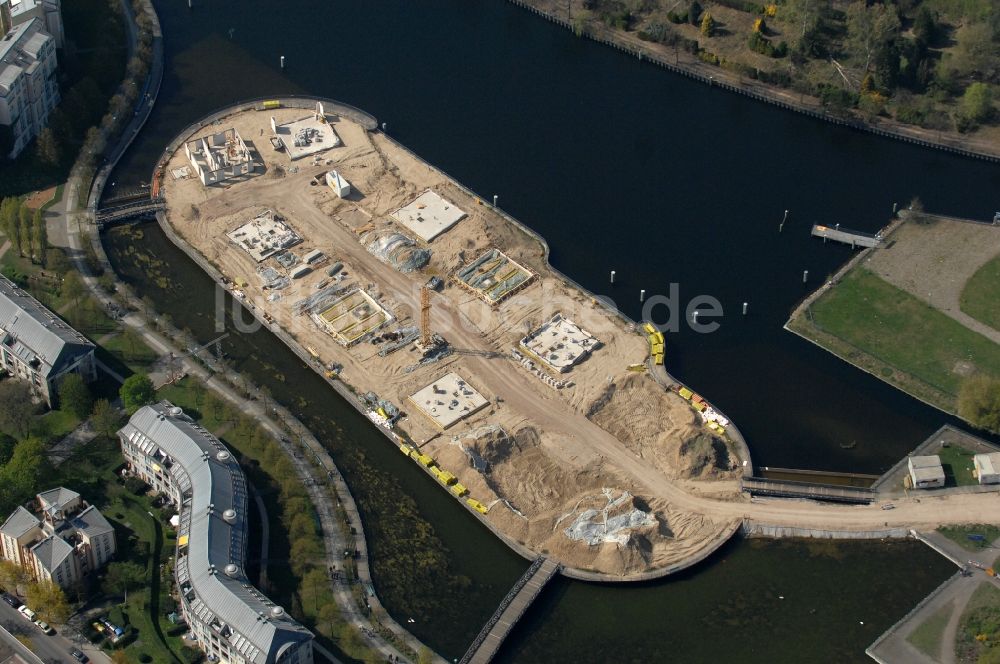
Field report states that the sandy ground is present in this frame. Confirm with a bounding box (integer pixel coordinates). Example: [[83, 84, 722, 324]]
[[160, 107, 741, 576], [160, 108, 1000, 576], [864, 215, 1000, 348]]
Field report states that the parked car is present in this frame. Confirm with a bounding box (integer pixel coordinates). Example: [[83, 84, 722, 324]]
[[33, 619, 54, 635], [17, 605, 36, 621], [1, 593, 20, 609], [68, 648, 89, 663]]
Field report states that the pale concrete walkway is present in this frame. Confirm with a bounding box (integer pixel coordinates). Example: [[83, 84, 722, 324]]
[[869, 532, 1000, 664]]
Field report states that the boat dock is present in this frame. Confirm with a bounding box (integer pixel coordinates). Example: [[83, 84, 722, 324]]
[[811, 224, 882, 248], [742, 476, 876, 504], [460, 557, 562, 664]]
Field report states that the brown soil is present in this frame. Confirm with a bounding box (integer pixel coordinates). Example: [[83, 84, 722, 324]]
[[160, 106, 740, 576]]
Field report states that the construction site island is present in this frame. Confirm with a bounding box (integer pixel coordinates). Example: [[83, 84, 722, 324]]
[[158, 102, 747, 578]]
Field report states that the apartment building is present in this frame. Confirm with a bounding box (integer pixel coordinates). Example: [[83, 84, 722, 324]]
[[0, 16, 58, 158]]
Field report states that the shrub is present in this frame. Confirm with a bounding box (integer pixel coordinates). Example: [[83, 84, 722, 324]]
[[167, 623, 188, 637], [698, 50, 719, 65], [688, 1, 702, 25], [139, 654, 153, 663], [666, 10, 687, 24]]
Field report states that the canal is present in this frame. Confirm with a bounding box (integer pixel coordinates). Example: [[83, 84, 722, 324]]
[[104, 0, 994, 660]]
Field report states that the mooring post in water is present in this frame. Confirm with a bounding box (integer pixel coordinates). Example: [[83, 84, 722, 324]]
[[802, 270, 809, 283], [893, 202, 898, 215], [187, 0, 192, 8], [779, 209, 789, 233], [610, 270, 616, 284], [381, 122, 387, 132], [280, 55, 285, 70], [493, 194, 499, 207], [742, 302, 748, 315], [640, 289, 645, 302]]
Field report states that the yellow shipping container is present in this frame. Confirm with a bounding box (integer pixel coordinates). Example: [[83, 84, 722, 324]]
[[450, 483, 468, 497], [417, 454, 435, 467], [654, 331, 665, 344], [642, 323, 656, 334], [399, 444, 413, 455], [438, 471, 457, 485], [692, 401, 707, 412], [466, 499, 489, 514], [654, 354, 664, 366], [678, 387, 693, 400], [651, 343, 664, 355], [262, 100, 281, 109]]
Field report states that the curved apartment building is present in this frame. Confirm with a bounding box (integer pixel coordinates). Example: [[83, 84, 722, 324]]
[[119, 401, 314, 664]]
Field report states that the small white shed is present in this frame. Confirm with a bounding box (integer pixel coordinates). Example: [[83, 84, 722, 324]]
[[974, 453, 1000, 485], [326, 170, 351, 198]]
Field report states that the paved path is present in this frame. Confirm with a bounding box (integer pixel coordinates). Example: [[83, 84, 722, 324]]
[[869, 532, 1000, 664]]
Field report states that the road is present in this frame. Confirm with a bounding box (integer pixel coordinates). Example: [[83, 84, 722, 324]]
[[0, 600, 105, 664]]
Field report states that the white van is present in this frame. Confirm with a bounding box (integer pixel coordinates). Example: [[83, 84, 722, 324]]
[[17, 605, 36, 621]]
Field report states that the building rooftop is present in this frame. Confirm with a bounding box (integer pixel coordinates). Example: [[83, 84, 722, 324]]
[[37, 487, 79, 514], [70, 505, 113, 539], [0, 505, 39, 539], [975, 452, 1000, 477], [0, 17, 48, 95], [29, 534, 72, 573], [119, 402, 312, 664], [0, 274, 95, 378]]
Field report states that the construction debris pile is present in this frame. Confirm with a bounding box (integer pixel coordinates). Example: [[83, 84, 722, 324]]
[[360, 229, 431, 273], [257, 266, 290, 290], [560, 489, 656, 547]]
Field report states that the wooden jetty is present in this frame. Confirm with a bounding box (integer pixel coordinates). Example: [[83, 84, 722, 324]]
[[811, 224, 882, 248], [460, 557, 562, 664], [742, 476, 875, 504]]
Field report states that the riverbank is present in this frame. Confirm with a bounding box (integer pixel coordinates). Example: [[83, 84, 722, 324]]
[[505, 0, 1000, 163], [786, 211, 1000, 417], [151, 97, 750, 581]]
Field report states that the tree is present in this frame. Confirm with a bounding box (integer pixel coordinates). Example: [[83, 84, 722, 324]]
[[688, 1, 701, 26], [958, 375, 1000, 434], [0, 438, 47, 524], [0, 198, 18, 239], [0, 381, 35, 439], [46, 248, 71, 276], [845, 2, 900, 76], [17, 204, 31, 258], [913, 7, 936, 47], [120, 326, 143, 362], [960, 82, 994, 125], [58, 373, 92, 418], [91, 399, 120, 440], [948, 22, 998, 81], [0, 560, 29, 594], [784, 0, 826, 47], [35, 127, 61, 166], [26, 579, 70, 623], [102, 561, 145, 596], [700, 12, 715, 38], [120, 374, 155, 414], [0, 433, 15, 465], [61, 271, 85, 314], [31, 208, 47, 266]]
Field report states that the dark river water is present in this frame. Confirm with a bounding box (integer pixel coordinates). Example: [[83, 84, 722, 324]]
[[103, 0, 998, 660]]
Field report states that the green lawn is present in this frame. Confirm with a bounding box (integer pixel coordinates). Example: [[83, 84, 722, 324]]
[[937, 445, 980, 487], [957, 582, 1000, 663], [938, 524, 1000, 552], [907, 602, 953, 660], [807, 267, 1000, 402], [961, 254, 1000, 334], [101, 331, 159, 374]]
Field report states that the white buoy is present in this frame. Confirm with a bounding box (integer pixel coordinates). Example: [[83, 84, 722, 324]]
[[639, 289, 645, 302], [493, 194, 499, 207], [742, 302, 748, 315], [280, 55, 285, 69], [610, 270, 616, 284], [187, 0, 192, 7], [892, 202, 898, 214], [803, 270, 809, 283], [381, 122, 387, 132], [692, 310, 699, 322]]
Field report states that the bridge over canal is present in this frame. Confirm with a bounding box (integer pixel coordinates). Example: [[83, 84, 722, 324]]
[[460, 557, 562, 664]]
